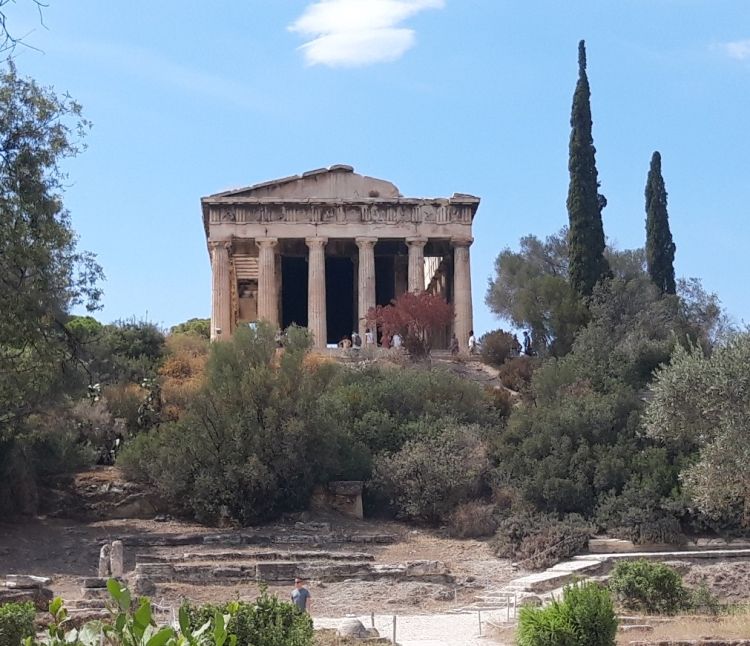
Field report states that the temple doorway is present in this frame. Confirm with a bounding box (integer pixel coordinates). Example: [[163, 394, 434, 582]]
[[326, 256, 354, 344], [375, 256, 395, 307], [281, 256, 308, 329]]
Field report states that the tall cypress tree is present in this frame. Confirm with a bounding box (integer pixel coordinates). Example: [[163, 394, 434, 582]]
[[567, 40, 610, 297], [645, 151, 676, 294]]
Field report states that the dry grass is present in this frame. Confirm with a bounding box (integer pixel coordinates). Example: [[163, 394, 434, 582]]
[[314, 628, 390, 645], [490, 610, 750, 645], [616, 611, 750, 643]]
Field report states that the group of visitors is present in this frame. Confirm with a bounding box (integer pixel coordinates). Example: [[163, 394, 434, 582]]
[[338, 328, 402, 350]]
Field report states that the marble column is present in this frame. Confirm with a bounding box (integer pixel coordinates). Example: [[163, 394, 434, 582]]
[[256, 237, 278, 327], [306, 237, 328, 349], [452, 238, 474, 352], [356, 237, 377, 336], [406, 237, 428, 293], [210, 240, 232, 341]]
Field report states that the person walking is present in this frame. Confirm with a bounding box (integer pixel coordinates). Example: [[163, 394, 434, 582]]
[[291, 578, 311, 613]]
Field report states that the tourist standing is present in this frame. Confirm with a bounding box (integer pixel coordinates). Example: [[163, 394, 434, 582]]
[[351, 330, 362, 351], [364, 327, 375, 346], [392, 333, 402, 348], [523, 330, 532, 356], [291, 578, 311, 613], [468, 330, 477, 355]]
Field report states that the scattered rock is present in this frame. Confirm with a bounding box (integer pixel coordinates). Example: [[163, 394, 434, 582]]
[[337, 617, 367, 638]]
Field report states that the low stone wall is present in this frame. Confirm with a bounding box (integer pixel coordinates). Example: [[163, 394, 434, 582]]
[[132, 559, 453, 588], [119, 530, 396, 548], [628, 641, 750, 645]]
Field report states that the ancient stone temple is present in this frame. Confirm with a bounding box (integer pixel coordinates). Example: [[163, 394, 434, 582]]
[[201, 165, 479, 350]]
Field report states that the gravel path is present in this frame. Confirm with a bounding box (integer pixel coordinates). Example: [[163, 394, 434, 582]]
[[315, 612, 508, 645]]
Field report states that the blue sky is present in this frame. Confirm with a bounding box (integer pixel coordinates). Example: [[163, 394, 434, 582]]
[[8, 0, 750, 334]]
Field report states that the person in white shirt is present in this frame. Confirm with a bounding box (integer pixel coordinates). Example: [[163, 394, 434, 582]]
[[364, 328, 375, 346], [392, 333, 402, 348], [468, 330, 477, 354]]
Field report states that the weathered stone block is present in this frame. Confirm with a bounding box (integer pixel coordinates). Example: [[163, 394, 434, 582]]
[[255, 562, 298, 582], [81, 587, 110, 600], [4, 574, 51, 589], [98, 544, 111, 577], [203, 533, 242, 545], [133, 576, 156, 596], [134, 563, 174, 582], [294, 521, 331, 533], [110, 540, 124, 578], [81, 577, 108, 589]]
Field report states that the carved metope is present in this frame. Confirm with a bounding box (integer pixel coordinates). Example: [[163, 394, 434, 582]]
[[208, 202, 475, 226], [306, 237, 328, 349]]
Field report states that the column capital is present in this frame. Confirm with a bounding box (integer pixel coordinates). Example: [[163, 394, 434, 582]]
[[305, 236, 328, 248], [406, 236, 428, 248], [355, 236, 378, 249], [451, 237, 474, 248], [208, 240, 232, 251], [256, 236, 278, 248]]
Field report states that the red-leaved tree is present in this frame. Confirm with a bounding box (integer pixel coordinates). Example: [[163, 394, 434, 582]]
[[367, 292, 453, 357]]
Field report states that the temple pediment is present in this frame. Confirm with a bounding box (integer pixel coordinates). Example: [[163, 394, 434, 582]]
[[209, 165, 402, 201]]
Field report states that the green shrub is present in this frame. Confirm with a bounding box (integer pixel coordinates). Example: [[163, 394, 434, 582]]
[[479, 329, 519, 367], [372, 425, 489, 524], [492, 511, 592, 569], [0, 601, 35, 646], [687, 582, 721, 615], [183, 589, 313, 646], [517, 581, 617, 646], [609, 559, 687, 614]]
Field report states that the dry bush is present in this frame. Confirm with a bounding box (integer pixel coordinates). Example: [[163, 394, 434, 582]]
[[303, 352, 337, 370], [159, 333, 209, 419], [493, 511, 592, 569], [496, 356, 536, 392], [485, 386, 514, 417], [103, 382, 144, 432], [448, 501, 497, 538]]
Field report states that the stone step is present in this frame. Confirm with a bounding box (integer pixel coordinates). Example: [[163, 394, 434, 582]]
[[549, 559, 606, 574], [574, 548, 750, 561], [618, 624, 653, 633], [501, 570, 575, 594]]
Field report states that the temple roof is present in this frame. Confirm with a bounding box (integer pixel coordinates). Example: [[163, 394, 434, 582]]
[[205, 165, 403, 201]]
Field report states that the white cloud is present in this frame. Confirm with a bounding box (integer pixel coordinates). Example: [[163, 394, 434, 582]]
[[721, 39, 750, 61], [289, 0, 445, 67]]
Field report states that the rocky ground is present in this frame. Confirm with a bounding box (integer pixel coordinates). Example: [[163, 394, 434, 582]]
[[0, 514, 518, 617]]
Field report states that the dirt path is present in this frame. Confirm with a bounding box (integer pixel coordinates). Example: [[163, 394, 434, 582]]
[[315, 613, 506, 646]]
